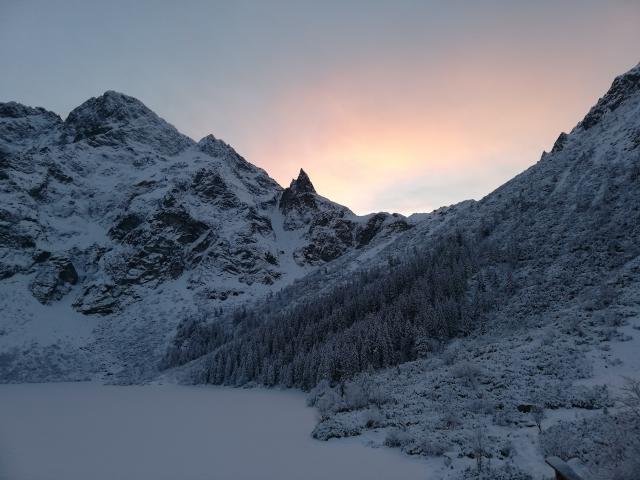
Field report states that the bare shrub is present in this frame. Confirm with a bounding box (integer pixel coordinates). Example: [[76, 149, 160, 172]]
[[342, 380, 368, 410], [307, 380, 341, 420], [530, 405, 544, 432], [619, 377, 640, 418], [540, 421, 581, 460], [471, 427, 489, 473]]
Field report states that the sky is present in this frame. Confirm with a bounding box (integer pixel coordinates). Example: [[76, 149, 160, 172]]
[[1, 0, 639, 215]]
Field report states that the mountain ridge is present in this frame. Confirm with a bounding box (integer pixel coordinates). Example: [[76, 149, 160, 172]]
[[0, 90, 412, 382]]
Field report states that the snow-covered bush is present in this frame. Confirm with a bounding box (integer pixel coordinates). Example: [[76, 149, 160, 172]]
[[439, 409, 463, 429], [339, 374, 391, 411], [492, 409, 517, 427], [307, 380, 341, 420], [384, 428, 412, 448], [307, 379, 332, 407], [361, 407, 385, 428], [342, 380, 369, 410], [569, 384, 610, 409], [458, 463, 532, 480], [311, 415, 362, 440], [441, 346, 459, 366], [466, 398, 495, 415], [453, 361, 482, 388], [418, 435, 450, 456], [540, 420, 581, 460]]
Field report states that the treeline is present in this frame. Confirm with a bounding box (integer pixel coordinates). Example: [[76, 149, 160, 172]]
[[164, 231, 510, 390]]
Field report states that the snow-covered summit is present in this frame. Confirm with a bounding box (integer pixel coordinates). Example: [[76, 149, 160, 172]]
[[63, 90, 193, 154]]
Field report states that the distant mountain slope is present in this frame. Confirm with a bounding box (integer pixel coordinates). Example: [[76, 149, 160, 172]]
[[0, 91, 410, 382]]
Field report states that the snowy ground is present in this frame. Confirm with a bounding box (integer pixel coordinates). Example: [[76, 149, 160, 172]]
[[0, 383, 428, 480], [316, 304, 640, 479]]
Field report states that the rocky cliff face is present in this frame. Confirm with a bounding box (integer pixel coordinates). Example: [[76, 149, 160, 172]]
[[280, 169, 410, 265], [0, 91, 411, 381]]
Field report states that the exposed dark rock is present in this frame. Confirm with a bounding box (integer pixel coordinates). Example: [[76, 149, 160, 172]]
[[28, 180, 48, 200], [246, 209, 273, 236], [517, 404, 534, 413], [47, 164, 73, 183], [153, 208, 208, 245], [32, 250, 51, 263], [203, 288, 245, 301], [579, 64, 640, 130], [265, 252, 278, 265], [356, 213, 388, 247], [191, 169, 239, 208], [290, 168, 315, 194], [109, 214, 145, 241], [551, 132, 569, 153], [0, 262, 20, 280], [279, 169, 318, 213], [0, 210, 36, 249], [58, 262, 78, 285], [73, 284, 121, 315], [29, 258, 78, 304]]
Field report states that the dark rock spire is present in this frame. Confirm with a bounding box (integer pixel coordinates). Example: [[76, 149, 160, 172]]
[[279, 168, 317, 212], [289, 168, 316, 194]]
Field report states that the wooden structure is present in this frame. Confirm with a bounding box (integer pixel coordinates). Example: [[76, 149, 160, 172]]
[[545, 456, 585, 480]]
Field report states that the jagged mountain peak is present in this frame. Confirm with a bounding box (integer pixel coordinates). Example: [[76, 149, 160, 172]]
[[0, 101, 60, 121], [65, 90, 152, 124], [289, 168, 316, 194], [280, 168, 318, 214], [578, 61, 640, 131], [63, 90, 193, 154]]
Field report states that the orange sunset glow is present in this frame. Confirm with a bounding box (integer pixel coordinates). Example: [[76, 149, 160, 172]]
[[236, 54, 638, 214], [3, 0, 640, 214]]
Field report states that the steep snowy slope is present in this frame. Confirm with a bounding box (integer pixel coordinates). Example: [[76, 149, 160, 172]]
[[0, 91, 410, 382], [173, 63, 640, 478]]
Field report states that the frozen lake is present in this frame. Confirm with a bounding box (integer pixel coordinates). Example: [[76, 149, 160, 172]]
[[0, 383, 427, 480]]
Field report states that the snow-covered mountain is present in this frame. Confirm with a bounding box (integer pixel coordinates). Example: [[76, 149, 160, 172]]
[[0, 91, 410, 382], [3, 62, 640, 479], [168, 63, 640, 478]]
